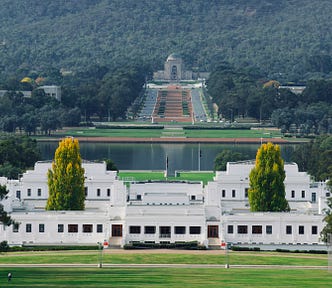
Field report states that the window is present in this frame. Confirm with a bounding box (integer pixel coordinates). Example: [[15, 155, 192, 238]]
[[286, 225, 292, 235], [129, 226, 141, 234], [232, 189, 236, 198], [191, 195, 196, 200], [27, 188, 31, 197], [159, 226, 171, 238], [291, 190, 295, 198], [83, 224, 93, 233], [58, 224, 64, 233], [299, 226, 304, 235], [189, 226, 201, 235], [97, 189, 101, 197], [312, 226, 318, 235], [174, 226, 186, 234], [39, 224, 45, 233], [68, 224, 78, 233], [222, 190, 226, 198], [144, 226, 156, 234], [107, 188, 111, 197], [252, 225, 262, 234], [137, 195, 141, 200], [237, 225, 248, 234], [112, 224, 122, 237], [245, 188, 249, 198], [37, 188, 41, 197], [26, 223, 32, 233], [311, 193, 316, 203], [16, 190, 21, 200], [97, 224, 103, 233], [301, 190, 305, 198], [326, 192, 331, 197], [208, 225, 219, 238], [266, 225, 273, 235], [13, 223, 19, 233], [227, 225, 234, 234], [84, 187, 88, 197]]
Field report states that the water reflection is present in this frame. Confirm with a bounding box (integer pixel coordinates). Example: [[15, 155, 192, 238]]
[[38, 142, 298, 174]]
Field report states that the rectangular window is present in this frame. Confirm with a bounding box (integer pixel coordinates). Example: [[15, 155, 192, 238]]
[[291, 190, 295, 198], [191, 195, 196, 200], [174, 226, 186, 234], [189, 226, 201, 235], [129, 226, 141, 234], [237, 225, 248, 234], [301, 190, 305, 198], [286, 225, 292, 235], [266, 225, 273, 235], [58, 224, 64, 233], [222, 189, 226, 198], [68, 224, 78, 233], [159, 226, 171, 238], [84, 187, 88, 197], [13, 223, 19, 233], [39, 224, 45, 233], [112, 224, 122, 237], [311, 193, 316, 203], [312, 226, 318, 235], [37, 188, 41, 197], [208, 225, 219, 238], [107, 189, 111, 197], [232, 189, 236, 198], [299, 226, 304, 235], [26, 223, 32, 233], [137, 194, 142, 200], [27, 188, 31, 197], [83, 224, 93, 233], [97, 224, 103, 233], [252, 225, 262, 234], [97, 189, 101, 197], [245, 188, 249, 198], [144, 226, 156, 234], [227, 225, 234, 234], [16, 190, 21, 200]]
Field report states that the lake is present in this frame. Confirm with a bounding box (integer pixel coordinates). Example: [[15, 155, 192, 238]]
[[38, 142, 298, 174]]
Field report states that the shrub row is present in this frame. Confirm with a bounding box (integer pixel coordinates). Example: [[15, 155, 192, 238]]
[[123, 241, 206, 250], [6, 244, 100, 252], [276, 248, 327, 254], [183, 126, 251, 130], [94, 125, 164, 129]]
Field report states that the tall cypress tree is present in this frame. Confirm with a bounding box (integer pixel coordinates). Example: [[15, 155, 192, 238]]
[[249, 142, 290, 212], [46, 137, 85, 210]]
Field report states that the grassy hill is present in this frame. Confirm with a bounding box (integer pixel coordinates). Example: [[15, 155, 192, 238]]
[[0, 0, 332, 82]]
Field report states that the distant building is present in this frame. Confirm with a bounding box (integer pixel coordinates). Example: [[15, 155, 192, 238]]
[[153, 53, 209, 81], [38, 85, 61, 101]]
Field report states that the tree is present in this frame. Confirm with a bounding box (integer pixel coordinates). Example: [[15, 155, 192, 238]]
[[46, 137, 85, 210], [321, 196, 332, 243], [214, 150, 247, 171], [248, 142, 290, 212], [0, 185, 14, 226]]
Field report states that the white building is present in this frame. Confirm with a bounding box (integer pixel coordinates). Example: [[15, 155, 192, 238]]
[[0, 161, 330, 249]]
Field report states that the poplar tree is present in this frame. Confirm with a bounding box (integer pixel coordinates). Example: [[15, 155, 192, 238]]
[[46, 137, 85, 210], [248, 142, 290, 212]]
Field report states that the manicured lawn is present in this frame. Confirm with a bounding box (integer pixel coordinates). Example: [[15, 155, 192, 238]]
[[0, 250, 327, 266], [118, 171, 214, 185], [0, 267, 331, 288]]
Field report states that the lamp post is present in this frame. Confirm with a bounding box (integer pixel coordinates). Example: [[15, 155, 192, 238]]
[[97, 242, 103, 268]]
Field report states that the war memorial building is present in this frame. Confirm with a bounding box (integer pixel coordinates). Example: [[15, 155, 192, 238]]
[[0, 160, 329, 249]]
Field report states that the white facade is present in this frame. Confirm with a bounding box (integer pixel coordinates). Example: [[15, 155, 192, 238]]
[[0, 161, 330, 248]]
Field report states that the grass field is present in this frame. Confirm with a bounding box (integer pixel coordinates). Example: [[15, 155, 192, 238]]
[[118, 171, 215, 185], [1, 251, 330, 287], [0, 267, 331, 288], [51, 127, 282, 139]]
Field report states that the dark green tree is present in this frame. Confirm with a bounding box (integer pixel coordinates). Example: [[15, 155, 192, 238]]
[[249, 142, 290, 212], [321, 196, 332, 243], [214, 150, 247, 171], [0, 185, 14, 226]]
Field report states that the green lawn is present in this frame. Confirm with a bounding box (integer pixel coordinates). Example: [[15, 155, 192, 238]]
[[0, 267, 331, 288], [49, 127, 282, 139], [118, 171, 215, 185]]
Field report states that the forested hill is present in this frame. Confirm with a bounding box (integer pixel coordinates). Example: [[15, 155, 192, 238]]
[[0, 0, 332, 82]]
